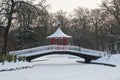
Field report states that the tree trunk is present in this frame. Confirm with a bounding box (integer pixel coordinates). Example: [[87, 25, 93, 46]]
[[2, 29, 9, 54], [95, 24, 99, 50], [2, 0, 15, 54]]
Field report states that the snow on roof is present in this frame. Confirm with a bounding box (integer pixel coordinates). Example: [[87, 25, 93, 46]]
[[14, 0, 21, 2], [47, 28, 72, 38]]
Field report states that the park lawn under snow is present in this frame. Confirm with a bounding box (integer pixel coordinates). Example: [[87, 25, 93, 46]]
[[0, 54, 120, 80]]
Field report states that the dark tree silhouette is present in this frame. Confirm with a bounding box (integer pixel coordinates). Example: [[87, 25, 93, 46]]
[[0, 0, 38, 54]]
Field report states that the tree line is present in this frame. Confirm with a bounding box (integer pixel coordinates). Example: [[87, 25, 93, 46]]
[[0, 0, 120, 54]]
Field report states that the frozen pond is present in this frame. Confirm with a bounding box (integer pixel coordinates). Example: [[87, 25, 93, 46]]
[[0, 54, 120, 80]]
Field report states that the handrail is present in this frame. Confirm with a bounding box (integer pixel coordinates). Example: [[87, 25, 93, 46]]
[[9, 45, 105, 57], [9, 45, 81, 55]]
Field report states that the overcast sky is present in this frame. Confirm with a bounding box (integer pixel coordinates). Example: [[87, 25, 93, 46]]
[[46, 0, 102, 13]]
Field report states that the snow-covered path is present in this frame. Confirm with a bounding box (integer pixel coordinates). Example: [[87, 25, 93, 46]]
[[0, 54, 120, 80]]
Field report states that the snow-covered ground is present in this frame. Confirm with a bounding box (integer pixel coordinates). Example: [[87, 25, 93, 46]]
[[0, 54, 120, 80]]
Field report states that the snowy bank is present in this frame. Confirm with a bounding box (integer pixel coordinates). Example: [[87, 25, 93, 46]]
[[0, 54, 120, 80], [0, 61, 34, 72]]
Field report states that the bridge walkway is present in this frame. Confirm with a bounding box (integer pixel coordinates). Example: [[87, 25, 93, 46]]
[[9, 45, 105, 63]]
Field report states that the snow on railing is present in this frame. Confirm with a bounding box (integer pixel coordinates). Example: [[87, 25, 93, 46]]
[[9, 45, 81, 55], [9, 45, 105, 57], [80, 47, 106, 56]]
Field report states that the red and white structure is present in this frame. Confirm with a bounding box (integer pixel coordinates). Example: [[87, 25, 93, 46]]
[[9, 28, 104, 63], [47, 28, 71, 45]]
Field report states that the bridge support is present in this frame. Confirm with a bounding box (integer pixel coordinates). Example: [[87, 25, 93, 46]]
[[85, 58, 92, 63], [26, 58, 31, 62]]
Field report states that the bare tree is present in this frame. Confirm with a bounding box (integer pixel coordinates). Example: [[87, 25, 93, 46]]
[[102, 0, 120, 30], [72, 8, 91, 47], [0, 0, 38, 54], [102, 0, 120, 52], [89, 9, 102, 50]]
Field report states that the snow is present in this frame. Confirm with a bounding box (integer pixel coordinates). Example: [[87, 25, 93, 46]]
[[9, 45, 104, 57], [0, 54, 120, 80], [0, 61, 34, 70], [47, 28, 72, 38], [14, 0, 23, 2], [94, 54, 120, 65]]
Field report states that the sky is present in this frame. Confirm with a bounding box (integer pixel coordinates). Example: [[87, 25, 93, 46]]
[[46, 0, 102, 13]]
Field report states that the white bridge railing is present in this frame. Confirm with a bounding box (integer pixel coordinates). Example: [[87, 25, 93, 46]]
[[9, 45, 105, 57], [9, 45, 81, 56]]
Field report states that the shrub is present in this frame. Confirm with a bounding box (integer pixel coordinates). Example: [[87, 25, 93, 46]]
[[0, 54, 26, 63]]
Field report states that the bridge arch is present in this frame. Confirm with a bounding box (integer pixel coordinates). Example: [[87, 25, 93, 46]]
[[9, 28, 103, 63], [9, 45, 102, 63], [26, 51, 100, 63]]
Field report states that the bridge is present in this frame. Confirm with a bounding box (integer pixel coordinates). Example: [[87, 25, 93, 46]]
[[9, 45, 104, 63]]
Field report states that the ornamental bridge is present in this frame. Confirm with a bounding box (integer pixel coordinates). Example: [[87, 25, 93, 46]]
[[9, 28, 104, 63], [9, 45, 103, 63]]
